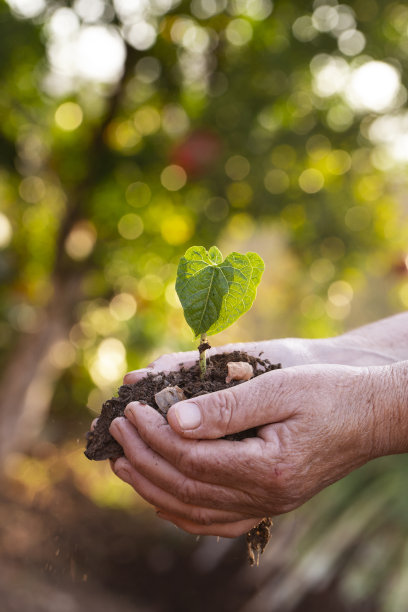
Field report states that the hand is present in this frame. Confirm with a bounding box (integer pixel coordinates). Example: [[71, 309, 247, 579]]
[[123, 331, 396, 389], [109, 362, 384, 537]]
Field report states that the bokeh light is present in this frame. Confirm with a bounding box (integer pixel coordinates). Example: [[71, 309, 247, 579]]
[[346, 61, 401, 112], [117, 214, 144, 240], [65, 221, 97, 260], [90, 337, 127, 386], [2, 2, 408, 609], [160, 165, 187, 191], [0, 213, 12, 249], [55, 102, 83, 131]]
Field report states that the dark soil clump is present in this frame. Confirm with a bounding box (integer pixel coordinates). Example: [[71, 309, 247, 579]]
[[85, 350, 281, 565]]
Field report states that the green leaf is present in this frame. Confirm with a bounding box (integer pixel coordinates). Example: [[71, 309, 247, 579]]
[[175, 246, 264, 338]]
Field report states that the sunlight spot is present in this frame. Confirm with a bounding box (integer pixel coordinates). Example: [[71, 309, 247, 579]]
[[113, 0, 149, 21], [311, 55, 349, 97], [299, 168, 324, 193], [19, 176, 46, 204], [55, 102, 83, 131], [161, 214, 194, 245], [226, 213, 255, 241], [369, 112, 408, 162], [90, 338, 127, 386], [328, 280, 353, 307], [138, 275, 164, 300], [48, 8, 80, 38], [338, 29, 365, 56], [73, 0, 105, 23], [225, 19, 253, 46], [182, 24, 210, 53], [133, 106, 161, 135], [0, 213, 12, 249], [76, 26, 126, 83], [109, 293, 137, 321], [326, 104, 354, 132], [312, 5, 338, 32], [124, 21, 157, 50], [225, 155, 250, 181], [6, 0, 45, 18], [264, 169, 290, 194], [292, 16, 317, 42], [162, 105, 190, 136], [117, 214, 144, 240], [325, 150, 351, 175], [65, 221, 97, 260], [160, 165, 187, 191], [346, 61, 401, 113], [326, 300, 350, 320], [191, 0, 227, 19]]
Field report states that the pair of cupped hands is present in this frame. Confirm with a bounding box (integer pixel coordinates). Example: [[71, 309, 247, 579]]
[[104, 335, 401, 538]]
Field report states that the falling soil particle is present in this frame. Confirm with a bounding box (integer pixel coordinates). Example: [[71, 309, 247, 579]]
[[85, 350, 281, 565]]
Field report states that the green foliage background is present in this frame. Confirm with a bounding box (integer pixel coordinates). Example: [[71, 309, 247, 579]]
[[1, 0, 408, 608]]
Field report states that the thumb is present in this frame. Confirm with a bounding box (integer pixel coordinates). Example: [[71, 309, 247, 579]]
[[167, 369, 293, 439]]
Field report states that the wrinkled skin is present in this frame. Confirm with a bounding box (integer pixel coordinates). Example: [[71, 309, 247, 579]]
[[105, 328, 408, 537]]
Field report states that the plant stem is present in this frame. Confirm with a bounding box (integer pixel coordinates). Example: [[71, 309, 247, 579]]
[[199, 333, 208, 379]]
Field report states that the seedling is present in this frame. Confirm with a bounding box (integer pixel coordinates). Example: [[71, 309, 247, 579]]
[[176, 246, 265, 378]]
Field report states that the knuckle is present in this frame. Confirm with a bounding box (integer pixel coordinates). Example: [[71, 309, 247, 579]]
[[124, 447, 138, 469], [177, 477, 199, 505], [176, 445, 202, 478], [190, 508, 214, 526], [212, 389, 237, 432]]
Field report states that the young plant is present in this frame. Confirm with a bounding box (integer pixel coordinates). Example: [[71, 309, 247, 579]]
[[176, 245, 265, 377]]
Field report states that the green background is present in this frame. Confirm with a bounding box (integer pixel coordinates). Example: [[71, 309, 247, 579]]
[[0, 0, 408, 610]]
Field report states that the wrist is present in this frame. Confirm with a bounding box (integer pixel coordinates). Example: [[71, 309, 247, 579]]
[[315, 334, 400, 366], [367, 361, 408, 458]]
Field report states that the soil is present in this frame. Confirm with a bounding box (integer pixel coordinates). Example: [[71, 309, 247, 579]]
[[85, 350, 281, 565]]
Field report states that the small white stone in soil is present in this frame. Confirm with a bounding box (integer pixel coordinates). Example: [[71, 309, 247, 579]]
[[226, 362, 254, 383]]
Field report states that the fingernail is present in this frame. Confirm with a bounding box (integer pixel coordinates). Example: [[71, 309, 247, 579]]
[[174, 402, 202, 430]]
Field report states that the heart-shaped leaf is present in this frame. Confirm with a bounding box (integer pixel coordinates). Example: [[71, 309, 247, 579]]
[[176, 246, 264, 338]]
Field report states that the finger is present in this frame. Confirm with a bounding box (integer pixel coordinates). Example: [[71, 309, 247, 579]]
[[112, 455, 252, 524], [123, 402, 276, 489], [90, 418, 98, 432], [124, 351, 198, 384], [166, 368, 297, 439], [157, 513, 261, 538], [110, 416, 257, 514], [123, 368, 153, 384]]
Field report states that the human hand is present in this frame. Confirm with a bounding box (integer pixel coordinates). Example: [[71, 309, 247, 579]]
[[109, 362, 393, 537], [123, 331, 396, 389]]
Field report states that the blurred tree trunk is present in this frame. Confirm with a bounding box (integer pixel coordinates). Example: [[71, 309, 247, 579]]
[[0, 46, 136, 468], [0, 275, 82, 464]]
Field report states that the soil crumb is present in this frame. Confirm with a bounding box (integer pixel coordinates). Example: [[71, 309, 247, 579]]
[[84, 350, 281, 564]]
